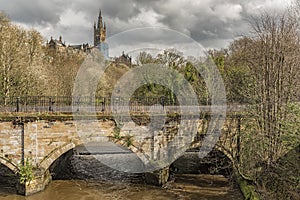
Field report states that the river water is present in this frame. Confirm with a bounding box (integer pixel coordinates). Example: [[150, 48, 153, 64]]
[[0, 174, 243, 200]]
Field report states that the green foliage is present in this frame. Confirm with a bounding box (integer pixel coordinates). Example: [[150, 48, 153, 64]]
[[112, 120, 124, 140], [124, 134, 134, 147], [209, 49, 253, 104], [239, 112, 300, 200], [280, 103, 300, 148], [256, 145, 300, 200], [224, 65, 253, 103], [112, 126, 134, 147], [113, 126, 121, 139], [132, 49, 211, 104], [183, 62, 196, 82], [131, 84, 178, 106], [18, 158, 34, 184], [236, 173, 260, 200]]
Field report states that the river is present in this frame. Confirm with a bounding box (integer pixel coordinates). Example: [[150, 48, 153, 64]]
[[0, 174, 243, 200]]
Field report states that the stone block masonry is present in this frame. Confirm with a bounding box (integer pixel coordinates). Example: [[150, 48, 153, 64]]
[[0, 120, 114, 195], [0, 114, 242, 195]]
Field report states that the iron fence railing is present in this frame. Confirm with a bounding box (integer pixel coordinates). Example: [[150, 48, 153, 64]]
[[0, 96, 242, 113]]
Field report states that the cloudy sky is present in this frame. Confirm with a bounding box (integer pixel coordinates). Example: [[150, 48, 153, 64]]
[[0, 0, 293, 57]]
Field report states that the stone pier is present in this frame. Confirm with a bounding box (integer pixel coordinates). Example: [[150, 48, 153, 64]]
[[16, 169, 52, 196], [145, 167, 170, 186]]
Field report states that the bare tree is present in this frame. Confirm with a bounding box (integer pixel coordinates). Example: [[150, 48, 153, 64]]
[[136, 51, 155, 65], [45, 49, 85, 97], [0, 16, 49, 99], [0, 21, 27, 98], [248, 11, 300, 165]]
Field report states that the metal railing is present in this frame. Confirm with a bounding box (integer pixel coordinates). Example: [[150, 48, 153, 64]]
[[0, 96, 240, 113]]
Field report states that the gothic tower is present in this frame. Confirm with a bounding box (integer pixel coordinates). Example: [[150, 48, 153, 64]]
[[93, 9, 109, 59], [94, 10, 106, 46]]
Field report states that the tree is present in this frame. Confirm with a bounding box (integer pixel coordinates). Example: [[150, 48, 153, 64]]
[[0, 13, 50, 99], [248, 11, 300, 165], [0, 19, 27, 98], [44, 48, 85, 97], [20, 29, 47, 96], [209, 48, 253, 104], [228, 8, 300, 200], [156, 48, 185, 69], [136, 51, 155, 65]]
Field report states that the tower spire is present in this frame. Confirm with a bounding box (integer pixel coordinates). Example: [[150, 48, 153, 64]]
[[94, 9, 107, 46], [93, 9, 109, 59], [98, 9, 103, 29]]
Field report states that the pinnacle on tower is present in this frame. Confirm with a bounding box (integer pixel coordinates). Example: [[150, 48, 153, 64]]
[[98, 9, 103, 29]]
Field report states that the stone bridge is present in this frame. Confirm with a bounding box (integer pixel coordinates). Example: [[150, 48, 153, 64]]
[[0, 114, 241, 195]]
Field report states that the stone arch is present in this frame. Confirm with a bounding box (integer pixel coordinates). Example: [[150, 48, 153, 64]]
[[45, 141, 147, 182], [201, 148, 234, 176], [0, 157, 18, 173], [39, 142, 81, 171], [170, 148, 234, 176]]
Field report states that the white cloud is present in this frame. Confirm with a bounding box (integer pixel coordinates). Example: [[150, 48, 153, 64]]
[[58, 9, 90, 28], [213, 4, 243, 22], [128, 8, 166, 27], [244, 0, 293, 16]]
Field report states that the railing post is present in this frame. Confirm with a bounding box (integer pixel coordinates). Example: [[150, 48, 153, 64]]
[[236, 115, 241, 163], [16, 97, 20, 112], [161, 97, 165, 110], [89, 95, 91, 112], [48, 97, 53, 112], [102, 97, 106, 112], [114, 97, 119, 113], [76, 97, 80, 112], [20, 122, 25, 165]]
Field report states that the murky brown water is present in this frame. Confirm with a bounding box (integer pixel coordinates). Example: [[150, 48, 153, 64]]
[[0, 174, 243, 200]]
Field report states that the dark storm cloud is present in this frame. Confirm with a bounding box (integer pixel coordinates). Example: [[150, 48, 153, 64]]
[[0, 0, 70, 25], [0, 0, 292, 51], [69, 0, 141, 21]]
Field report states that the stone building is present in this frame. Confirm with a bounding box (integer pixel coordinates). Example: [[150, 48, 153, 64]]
[[47, 36, 92, 53], [47, 10, 109, 58], [69, 43, 91, 53], [47, 36, 66, 52], [115, 51, 132, 67]]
